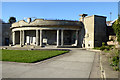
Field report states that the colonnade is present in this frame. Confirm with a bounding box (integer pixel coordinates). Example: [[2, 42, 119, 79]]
[[12, 29, 79, 47]]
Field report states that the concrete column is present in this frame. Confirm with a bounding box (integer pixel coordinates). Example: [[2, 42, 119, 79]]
[[40, 30, 42, 47], [36, 29, 39, 46], [22, 30, 25, 45], [75, 30, 79, 46], [57, 30, 59, 47], [61, 30, 64, 46], [20, 30, 22, 47], [13, 31, 15, 45]]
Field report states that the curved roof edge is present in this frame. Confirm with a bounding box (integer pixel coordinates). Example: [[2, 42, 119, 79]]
[[11, 19, 83, 29]]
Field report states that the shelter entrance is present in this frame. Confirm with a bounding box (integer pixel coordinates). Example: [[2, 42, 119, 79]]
[[26, 36, 36, 45], [25, 30, 36, 45], [12, 29, 79, 47]]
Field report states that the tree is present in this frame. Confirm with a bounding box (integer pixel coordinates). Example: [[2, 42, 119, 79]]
[[0, 19, 5, 23], [112, 17, 120, 43], [8, 17, 16, 24]]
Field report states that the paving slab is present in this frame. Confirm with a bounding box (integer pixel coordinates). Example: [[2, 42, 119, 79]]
[[2, 48, 97, 78], [100, 51, 118, 78]]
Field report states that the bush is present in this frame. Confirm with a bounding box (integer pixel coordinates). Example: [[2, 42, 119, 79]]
[[94, 43, 114, 51], [94, 47, 101, 50], [112, 17, 120, 43], [112, 56, 119, 66], [100, 46, 106, 50], [109, 49, 119, 71], [99, 45, 112, 51], [102, 42, 105, 46]]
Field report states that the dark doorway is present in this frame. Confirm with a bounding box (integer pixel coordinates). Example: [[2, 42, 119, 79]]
[[5, 38, 9, 46]]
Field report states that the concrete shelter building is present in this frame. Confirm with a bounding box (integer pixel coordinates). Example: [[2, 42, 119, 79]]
[[9, 14, 107, 48], [1, 22, 11, 46]]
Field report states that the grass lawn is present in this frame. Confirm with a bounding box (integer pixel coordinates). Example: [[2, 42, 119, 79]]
[[1, 50, 69, 63]]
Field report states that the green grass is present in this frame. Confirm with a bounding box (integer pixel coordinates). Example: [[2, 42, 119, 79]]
[[1, 50, 69, 63]]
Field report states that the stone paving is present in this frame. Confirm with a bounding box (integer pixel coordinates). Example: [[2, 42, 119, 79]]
[[2, 48, 99, 78]]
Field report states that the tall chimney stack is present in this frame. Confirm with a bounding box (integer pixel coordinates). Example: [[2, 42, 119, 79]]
[[79, 14, 88, 22]]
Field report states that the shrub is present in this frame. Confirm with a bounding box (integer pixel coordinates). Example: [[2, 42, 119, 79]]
[[109, 49, 119, 71], [102, 42, 105, 46], [100, 46, 106, 51], [94, 44, 114, 51], [93, 47, 101, 50], [112, 56, 119, 66], [112, 17, 120, 43]]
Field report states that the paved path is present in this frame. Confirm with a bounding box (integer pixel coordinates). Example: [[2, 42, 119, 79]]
[[2, 48, 97, 78]]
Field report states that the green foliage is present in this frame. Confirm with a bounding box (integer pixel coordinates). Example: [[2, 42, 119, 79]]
[[94, 43, 119, 71], [112, 17, 120, 43], [109, 49, 119, 71], [93, 47, 101, 50], [94, 45, 114, 51], [8, 17, 16, 23], [1, 50, 69, 63], [102, 42, 105, 46], [100, 46, 106, 50], [112, 56, 119, 65]]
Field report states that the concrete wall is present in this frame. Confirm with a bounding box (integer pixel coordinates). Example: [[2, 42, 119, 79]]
[[0, 24, 2, 46], [2, 23, 11, 46], [79, 23, 85, 48], [80, 15, 107, 48], [94, 15, 107, 47], [83, 16, 94, 48]]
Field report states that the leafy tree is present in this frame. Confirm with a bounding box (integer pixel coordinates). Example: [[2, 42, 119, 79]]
[[112, 17, 120, 43], [8, 17, 16, 23], [0, 19, 5, 23]]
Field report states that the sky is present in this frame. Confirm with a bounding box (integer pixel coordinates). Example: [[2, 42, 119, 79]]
[[2, 2, 118, 23], [118, 1, 120, 16]]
